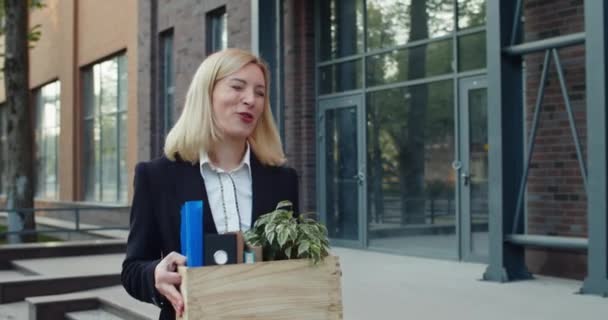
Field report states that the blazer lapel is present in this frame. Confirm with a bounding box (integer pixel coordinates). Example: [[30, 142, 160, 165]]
[[250, 154, 272, 223], [172, 159, 217, 235]]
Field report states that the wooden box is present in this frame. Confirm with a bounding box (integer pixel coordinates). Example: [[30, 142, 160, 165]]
[[177, 256, 343, 320]]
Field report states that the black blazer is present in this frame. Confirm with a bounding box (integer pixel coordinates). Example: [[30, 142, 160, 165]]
[[121, 154, 299, 319]]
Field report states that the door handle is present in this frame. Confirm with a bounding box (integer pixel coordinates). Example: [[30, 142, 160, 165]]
[[354, 172, 365, 185], [462, 171, 474, 186]]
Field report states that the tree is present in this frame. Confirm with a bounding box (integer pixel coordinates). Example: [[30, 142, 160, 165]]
[[1, 0, 43, 243]]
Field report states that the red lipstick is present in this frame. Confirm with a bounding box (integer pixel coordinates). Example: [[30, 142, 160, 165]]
[[239, 112, 254, 123]]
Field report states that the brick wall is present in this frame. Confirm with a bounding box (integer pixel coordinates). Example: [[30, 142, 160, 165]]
[[138, 0, 318, 212], [139, 0, 252, 159], [282, 0, 316, 213], [524, 0, 587, 279]]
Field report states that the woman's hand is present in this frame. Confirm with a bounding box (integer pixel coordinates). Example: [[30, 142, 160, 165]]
[[154, 251, 186, 316]]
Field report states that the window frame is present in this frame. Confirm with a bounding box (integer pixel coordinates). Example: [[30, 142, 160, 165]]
[[206, 6, 228, 55], [81, 53, 128, 204], [33, 80, 61, 200]]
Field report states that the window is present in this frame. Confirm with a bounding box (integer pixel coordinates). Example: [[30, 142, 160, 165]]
[[34, 81, 61, 199], [160, 30, 175, 136], [206, 6, 227, 54], [0, 104, 6, 195], [82, 54, 128, 203]]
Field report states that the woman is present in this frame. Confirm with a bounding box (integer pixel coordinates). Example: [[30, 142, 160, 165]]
[[121, 48, 299, 319]]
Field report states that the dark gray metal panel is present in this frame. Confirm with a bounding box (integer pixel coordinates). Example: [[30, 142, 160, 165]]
[[483, 0, 531, 282], [258, 0, 283, 137], [582, 0, 608, 297]]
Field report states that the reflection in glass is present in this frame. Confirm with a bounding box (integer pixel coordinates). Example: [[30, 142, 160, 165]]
[[207, 6, 228, 54], [325, 106, 359, 240], [83, 119, 96, 201], [459, 32, 486, 71], [366, 39, 452, 87], [100, 60, 118, 114], [118, 55, 128, 111], [319, 60, 362, 94], [83, 55, 128, 203], [34, 81, 61, 199], [119, 113, 128, 203], [0, 107, 6, 194], [458, 0, 486, 30], [366, 0, 454, 51], [468, 88, 488, 257], [367, 80, 455, 256], [319, 0, 364, 61], [101, 115, 118, 202]]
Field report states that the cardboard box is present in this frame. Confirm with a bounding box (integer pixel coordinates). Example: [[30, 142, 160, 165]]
[[177, 256, 343, 320]]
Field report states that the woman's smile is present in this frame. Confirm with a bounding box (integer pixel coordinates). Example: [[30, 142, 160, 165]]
[[238, 112, 254, 123]]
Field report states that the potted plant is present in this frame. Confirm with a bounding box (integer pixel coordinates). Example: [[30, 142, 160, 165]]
[[243, 200, 330, 264]]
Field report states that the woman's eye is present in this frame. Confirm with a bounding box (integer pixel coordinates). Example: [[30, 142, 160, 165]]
[[256, 92, 265, 97], [231, 86, 243, 91]]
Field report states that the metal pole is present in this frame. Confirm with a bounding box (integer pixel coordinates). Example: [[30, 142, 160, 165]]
[[506, 234, 588, 250], [509, 0, 523, 46], [483, 0, 529, 282], [582, 0, 608, 297], [504, 33, 585, 56], [552, 49, 588, 191]]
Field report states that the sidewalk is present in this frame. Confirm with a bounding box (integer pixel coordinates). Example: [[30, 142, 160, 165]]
[[1, 245, 606, 319], [334, 247, 607, 320]]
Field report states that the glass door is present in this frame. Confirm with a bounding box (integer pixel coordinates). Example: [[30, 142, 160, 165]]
[[459, 76, 489, 262], [318, 95, 366, 248]]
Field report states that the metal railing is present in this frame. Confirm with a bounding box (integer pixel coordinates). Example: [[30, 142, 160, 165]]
[[0, 206, 130, 239]]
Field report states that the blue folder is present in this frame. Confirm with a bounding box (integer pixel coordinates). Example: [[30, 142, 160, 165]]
[[180, 201, 204, 267]]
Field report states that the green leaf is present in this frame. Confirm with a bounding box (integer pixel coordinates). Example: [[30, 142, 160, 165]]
[[288, 224, 298, 241], [264, 222, 275, 235], [301, 225, 315, 239], [256, 215, 271, 227], [298, 241, 310, 256], [277, 227, 289, 247], [275, 200, 293, 211]]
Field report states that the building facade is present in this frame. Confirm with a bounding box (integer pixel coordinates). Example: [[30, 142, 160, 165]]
[[0, 0, 139, 206], [0, 0, 603, 288]]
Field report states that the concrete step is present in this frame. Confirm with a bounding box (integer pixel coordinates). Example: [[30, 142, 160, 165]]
[[27, 286, 159, 320], [0, 239, 126, 263], [0, 273, 120, 303], [0, 254, 124, 303], [11, 253, 123, 277], [0, 301, 28, 320], [66, 309, 125, 320]]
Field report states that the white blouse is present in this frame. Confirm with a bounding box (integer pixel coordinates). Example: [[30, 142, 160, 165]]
[[199, 145, 253, 234]]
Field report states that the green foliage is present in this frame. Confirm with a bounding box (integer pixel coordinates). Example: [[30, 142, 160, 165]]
[[244, 200, 330, 265], [27, 24, 42, 45], [0, 0, 46, 42]]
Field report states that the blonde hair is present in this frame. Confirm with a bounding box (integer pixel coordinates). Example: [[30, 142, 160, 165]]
[[164, 48, 285, 166]]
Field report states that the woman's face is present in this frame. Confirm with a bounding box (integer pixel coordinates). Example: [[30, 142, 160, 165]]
[[211, 63, 266, 142]]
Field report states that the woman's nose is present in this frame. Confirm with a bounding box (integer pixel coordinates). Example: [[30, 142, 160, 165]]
[[242, 89, 255, 106]]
